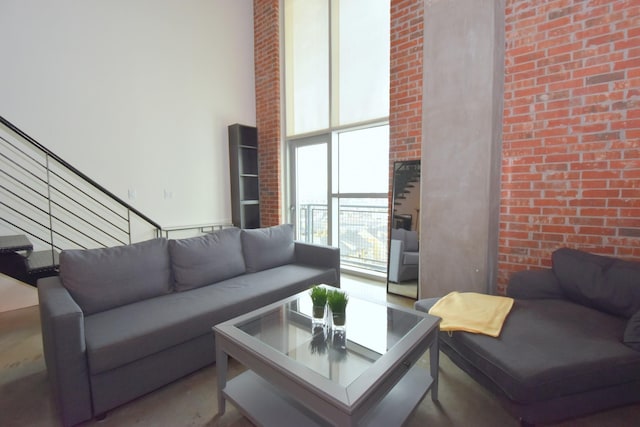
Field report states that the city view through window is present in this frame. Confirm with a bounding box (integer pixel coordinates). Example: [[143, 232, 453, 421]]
[[285, 0, 390, 273]]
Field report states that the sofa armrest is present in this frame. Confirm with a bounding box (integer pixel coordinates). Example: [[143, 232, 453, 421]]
[[388, 239, 405, 283], [294, 242, 340, 287], [38, 276, 93, 426], [506, 268, 565, 300]]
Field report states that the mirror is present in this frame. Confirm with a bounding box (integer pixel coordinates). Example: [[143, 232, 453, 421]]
[[387, 160, 420, 299]]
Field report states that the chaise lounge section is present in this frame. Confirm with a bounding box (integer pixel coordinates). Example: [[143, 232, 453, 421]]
[[416, 247, 640, 425], [38, 224, 340, 427]]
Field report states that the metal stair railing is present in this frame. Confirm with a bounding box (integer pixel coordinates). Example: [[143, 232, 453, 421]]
[[0, 115, 162, 256]]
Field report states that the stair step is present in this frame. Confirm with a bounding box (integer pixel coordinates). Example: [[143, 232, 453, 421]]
[[0, 235, 33, 254], [25, 250, 60, 274]]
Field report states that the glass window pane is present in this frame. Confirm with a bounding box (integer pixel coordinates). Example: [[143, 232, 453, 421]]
[[295, 143, 328, 244], [285, 0, 329, 136], [337, 0, 390, 125], [337, 126, 389, 193], [338, 197, 388, 272]]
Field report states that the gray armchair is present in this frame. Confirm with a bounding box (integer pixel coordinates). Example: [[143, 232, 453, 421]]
[[388, 228, 419, 283]]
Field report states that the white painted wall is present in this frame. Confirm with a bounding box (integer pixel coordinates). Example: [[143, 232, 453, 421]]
[[0, 0, 256, 228]]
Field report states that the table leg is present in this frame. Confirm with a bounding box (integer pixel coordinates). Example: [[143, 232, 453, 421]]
[[216, 343, 228, 415], [430, 334, 439, 401]]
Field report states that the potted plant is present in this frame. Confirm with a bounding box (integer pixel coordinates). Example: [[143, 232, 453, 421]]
[[327, 289, 349, 327], [309, 286, 328, 320]]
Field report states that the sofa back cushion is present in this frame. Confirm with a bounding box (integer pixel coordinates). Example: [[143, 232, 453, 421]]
[[405, 230, 419, 252], [241, 224, 295, 273], [391, 228, 419, 252], [390, 228, 403, 241], [169, 227, 246, 291], [625, 311, 640, 351], [606, 259, 640, 317], [552, 248, 640, 318], [59, 238, 173, 315]]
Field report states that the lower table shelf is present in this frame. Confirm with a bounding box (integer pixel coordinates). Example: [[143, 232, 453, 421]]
[[223, 365, 433, 427]]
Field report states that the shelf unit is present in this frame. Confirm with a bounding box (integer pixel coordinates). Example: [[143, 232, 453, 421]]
[[228, 124, 260, 229]]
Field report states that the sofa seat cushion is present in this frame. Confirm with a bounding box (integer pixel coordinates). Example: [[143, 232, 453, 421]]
[[60, 238, 173, 315], [84, 263, 337, 374], [403, 251, 419, 265], [169, 227, 245, 291], [441, 299, 640, 403]]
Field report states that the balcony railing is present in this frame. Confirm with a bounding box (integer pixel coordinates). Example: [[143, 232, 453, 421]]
[[298, 202, 388, 273]]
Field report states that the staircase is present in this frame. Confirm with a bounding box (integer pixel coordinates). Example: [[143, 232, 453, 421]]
[[392, 160, 420, 229], [0, 116, 162, 285], [393, 162, 421, 204], [0, 235, 59, 285]]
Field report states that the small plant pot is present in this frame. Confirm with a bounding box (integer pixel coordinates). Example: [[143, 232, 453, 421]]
[[332, 312, 346, 328], [312, 305, 326, 321]]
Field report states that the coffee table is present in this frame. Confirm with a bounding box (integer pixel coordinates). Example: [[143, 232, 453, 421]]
[[214, 287, 440, 426]]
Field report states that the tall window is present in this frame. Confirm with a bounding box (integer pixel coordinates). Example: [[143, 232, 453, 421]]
[[285, 0, 390, 273]]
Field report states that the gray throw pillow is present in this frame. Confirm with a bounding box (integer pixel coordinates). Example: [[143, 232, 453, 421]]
[[624, 311, 640, 351], [59, 238, 173, 315], [241, 224, 295, 273], [169, 227, 246, 291]]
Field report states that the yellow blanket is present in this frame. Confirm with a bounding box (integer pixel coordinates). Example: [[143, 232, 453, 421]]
[[428, 291, 514, 337]]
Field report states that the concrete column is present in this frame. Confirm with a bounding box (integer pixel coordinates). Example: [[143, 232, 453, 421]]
[[419, 0, 505, 298]]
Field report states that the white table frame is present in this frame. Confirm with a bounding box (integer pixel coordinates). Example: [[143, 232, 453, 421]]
[[214, 292, 440, 426]]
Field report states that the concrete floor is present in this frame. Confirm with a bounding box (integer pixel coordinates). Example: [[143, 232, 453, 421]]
[[1, 275, 638, 427], [0, 273, 38, 313]]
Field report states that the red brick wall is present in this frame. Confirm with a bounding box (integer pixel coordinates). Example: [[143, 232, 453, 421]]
[[499, 0, 640, 292], [254, 0, 282, 226], [390, 0, 424, 164]]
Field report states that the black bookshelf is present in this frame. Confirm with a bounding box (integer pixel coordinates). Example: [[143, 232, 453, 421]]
[[228, 124, 260, 229]]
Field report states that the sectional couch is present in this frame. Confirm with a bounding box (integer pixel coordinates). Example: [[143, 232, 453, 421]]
[[38, 224, 340, 427], [416, 247, 640, 425]]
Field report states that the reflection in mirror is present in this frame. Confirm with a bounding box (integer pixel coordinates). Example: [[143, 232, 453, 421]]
[[387, 160, 420, 299]]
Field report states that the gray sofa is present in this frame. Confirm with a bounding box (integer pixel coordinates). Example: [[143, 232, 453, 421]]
[[415, 247, 640, 425], [38, 224, 340, 427]]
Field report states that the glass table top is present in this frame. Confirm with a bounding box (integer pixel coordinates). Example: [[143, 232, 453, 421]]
[[233, 289, 428, 388]]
